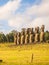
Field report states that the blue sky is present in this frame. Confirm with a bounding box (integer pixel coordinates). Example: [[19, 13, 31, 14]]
[[0, 0, 34, 30], [0, 0, 9, 6], [15, 0, 41, 13], [0, 0, 49, 34]]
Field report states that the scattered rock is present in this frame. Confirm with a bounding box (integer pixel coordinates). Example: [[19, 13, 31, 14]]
[[0, 60, 3, 62]]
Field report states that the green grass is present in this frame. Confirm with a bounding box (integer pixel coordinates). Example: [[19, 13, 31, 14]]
[[0, 43, 49, 65]]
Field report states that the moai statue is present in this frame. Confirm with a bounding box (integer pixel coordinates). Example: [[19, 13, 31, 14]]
[[27, 28, 31, 43], [31, 28, 34, 42], [25, 28, 29, 44], [35, 27, 39, 42], [17, 32, 21, 45], [40, 25, 45, 42], [29, 28, 34, 44], [37, 27, 40, 41], [21, 28, 25, 44], [14, 32, 17, 45]]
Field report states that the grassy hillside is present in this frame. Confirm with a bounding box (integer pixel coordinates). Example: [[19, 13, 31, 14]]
[[0, 43, 49, 65]]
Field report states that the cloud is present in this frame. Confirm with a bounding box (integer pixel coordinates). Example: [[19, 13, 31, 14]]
[[25, 0, 49, 17], [0, 0, 49, 33], [29, 16, 49, 31], [8, 0, 49, 31], [0, 0, 21, 20], [8, 14, 31, 31]]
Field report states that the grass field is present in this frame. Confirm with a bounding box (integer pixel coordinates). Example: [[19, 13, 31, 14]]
[[0, 43, 49, 65]]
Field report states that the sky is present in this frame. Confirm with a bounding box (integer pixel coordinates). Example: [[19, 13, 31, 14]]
[[0, 0, 49, 34]]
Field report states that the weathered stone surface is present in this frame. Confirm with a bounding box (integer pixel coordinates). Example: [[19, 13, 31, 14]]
[[29, 34, 33, 43], [21, 35, 24, 44], [21, 30, 25, 44], [35, 27, 39, 42], [29, 28, 34, 43], [25, 29, 29, 44], [40, 25, 45, 42], [21, 28, 26, 44], [17, 32, 21, 45], [25, 34, 29, 44], [14, 33, 17, 45], [35, 33, 39, 42], [40, 32, 44, 42]]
